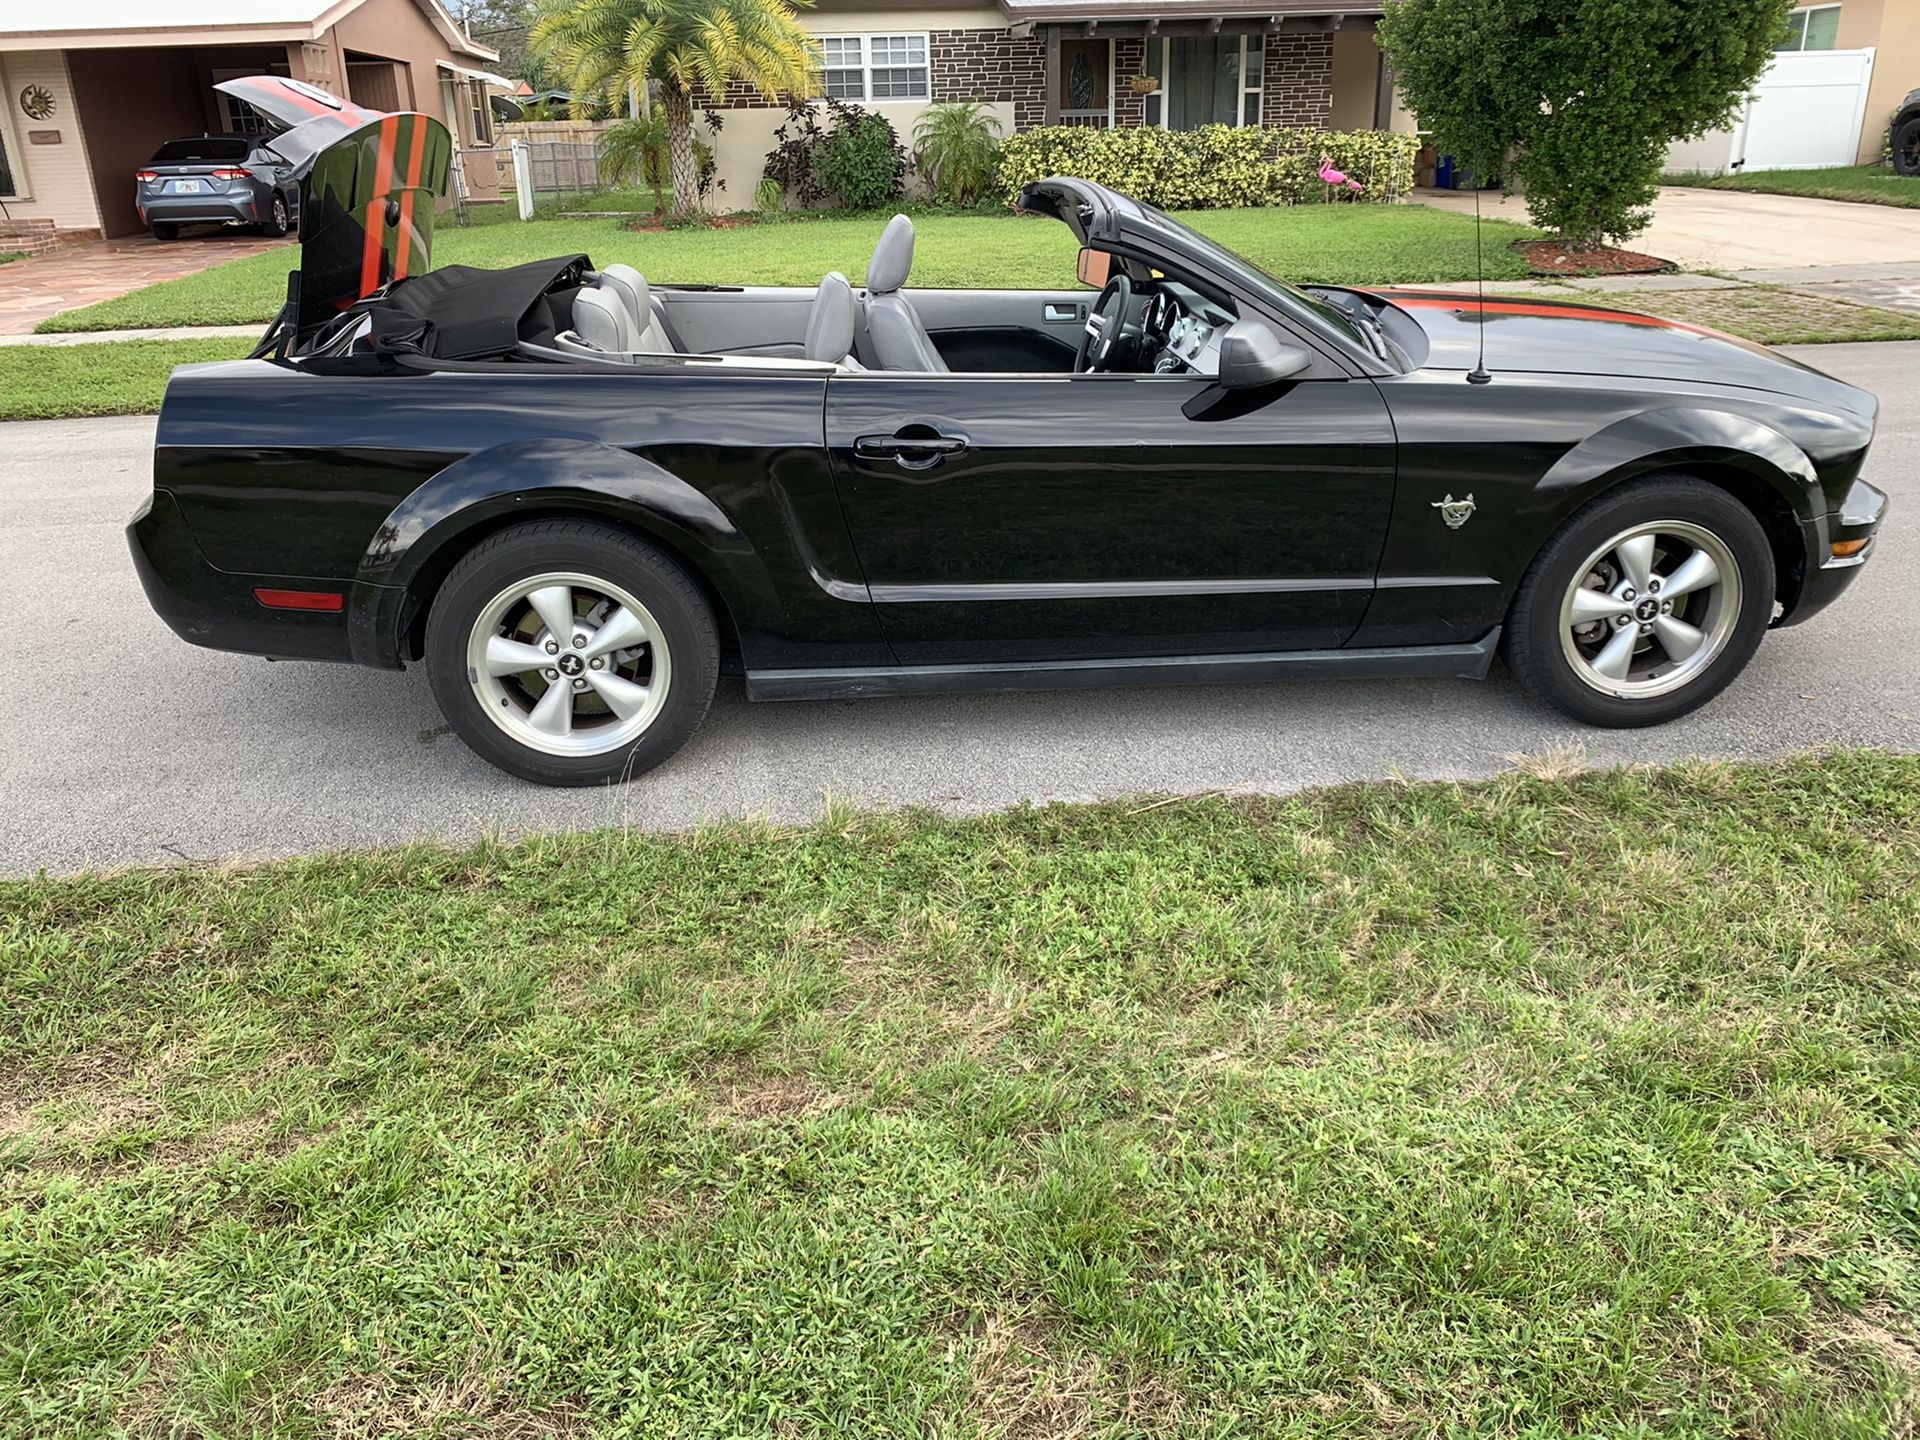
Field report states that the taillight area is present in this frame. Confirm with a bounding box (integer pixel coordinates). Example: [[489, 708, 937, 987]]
[[135, 169, 158, 183], [209, 168, 250, 181]]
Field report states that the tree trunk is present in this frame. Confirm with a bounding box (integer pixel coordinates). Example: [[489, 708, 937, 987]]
[[663, 85, 698, 220]]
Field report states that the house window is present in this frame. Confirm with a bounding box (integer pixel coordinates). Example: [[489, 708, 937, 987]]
[[1143, 35, 1263, 129], [1778, 4, 1841, 50], [816, 33, 928, 102], [466, 81, 493, 145], [211, 67, 285, 135]]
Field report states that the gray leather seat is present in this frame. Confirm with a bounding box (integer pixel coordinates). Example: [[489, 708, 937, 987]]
[[861, 214, 947, 372], [806, 271, 862, 369], [557, 285, 632, 357], [596, 263, 677, 352]]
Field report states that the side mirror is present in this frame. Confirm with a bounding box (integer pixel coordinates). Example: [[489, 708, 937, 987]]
[[1216, 319, 1312, 388], [1076, 247, 1112, 288]]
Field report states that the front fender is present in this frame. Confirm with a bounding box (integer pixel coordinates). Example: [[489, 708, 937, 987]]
[[346, 437, 778, 668], [1536, 404, 1823, 521]]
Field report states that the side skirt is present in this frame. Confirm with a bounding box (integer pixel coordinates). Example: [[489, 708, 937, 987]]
[[745, 629, 1501, 702]]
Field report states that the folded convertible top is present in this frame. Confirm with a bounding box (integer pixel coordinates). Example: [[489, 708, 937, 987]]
[[361, 254, 592, 359]]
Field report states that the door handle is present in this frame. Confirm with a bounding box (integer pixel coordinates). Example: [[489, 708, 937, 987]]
[[853, 430, 969, 470], [1043, 302, 1084, 323]]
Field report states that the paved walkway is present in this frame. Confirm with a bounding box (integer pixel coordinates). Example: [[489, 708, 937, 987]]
[[0, 232, 290, 335], [0, 323, 264, 347], [1416, 184, 1920, 272]]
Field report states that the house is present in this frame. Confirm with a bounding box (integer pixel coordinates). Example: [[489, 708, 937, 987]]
[[0, 0, 506, 245], [695, 0, 1412, 200]]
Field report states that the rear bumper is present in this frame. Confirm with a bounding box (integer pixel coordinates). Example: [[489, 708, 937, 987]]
[[127, 489, 357, 663], [137, 192, 260, 227], [1778, 477, 1888, 627]]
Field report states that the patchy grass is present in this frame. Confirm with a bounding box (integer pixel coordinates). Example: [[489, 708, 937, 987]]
[[1515, 282, 1920, 345], [1664, 164, 1920, 209], [34, 203, 1541, 333], [0, 251, 26, 266], [0, 338, 255, 422], [3, 751, 1917, 1438]]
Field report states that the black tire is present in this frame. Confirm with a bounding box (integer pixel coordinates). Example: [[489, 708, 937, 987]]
[[425, 521, 720, 786], [263, 192, 290, 236], [149, 222, 180, 241], [1503, 475, 1775, 728], [1894, 116, 1920, 177]]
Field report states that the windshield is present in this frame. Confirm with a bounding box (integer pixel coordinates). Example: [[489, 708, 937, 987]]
[[150, 138, 251, 164], [1128, 197, 1378, 356]]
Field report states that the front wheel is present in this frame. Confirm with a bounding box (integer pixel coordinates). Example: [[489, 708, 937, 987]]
[[1894, 116, 1920, 177], [426, 521, 719, 785], [1504, 477, 1775, 728]]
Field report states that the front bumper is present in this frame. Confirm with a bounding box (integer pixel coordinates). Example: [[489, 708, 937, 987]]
[[1777, 477, 1888, 627], [137, 192, 260, 227], [128, 489, 357, 663]]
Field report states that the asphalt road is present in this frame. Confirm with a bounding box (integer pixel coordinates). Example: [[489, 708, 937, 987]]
[[6, 342, 1916, 876]]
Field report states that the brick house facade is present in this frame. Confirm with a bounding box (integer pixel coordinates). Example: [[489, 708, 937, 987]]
[[690, 0, 1403, 200]]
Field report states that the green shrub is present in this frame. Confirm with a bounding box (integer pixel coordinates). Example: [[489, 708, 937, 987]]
[[996, 125, 1418, 209], [816, 105, 907, 210], [913, 99, 1004, 206]]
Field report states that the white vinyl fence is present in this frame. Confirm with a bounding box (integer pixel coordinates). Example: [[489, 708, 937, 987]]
[[1667, 47, 1878, 175]]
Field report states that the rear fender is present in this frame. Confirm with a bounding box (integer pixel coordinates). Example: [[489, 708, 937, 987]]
[[347, 437, 776, 668]]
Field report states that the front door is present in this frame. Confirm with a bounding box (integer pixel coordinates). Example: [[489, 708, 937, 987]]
[[824, 370, 1397, 665]]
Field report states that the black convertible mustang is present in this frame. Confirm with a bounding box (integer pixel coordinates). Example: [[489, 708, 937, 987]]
[[131, 79, 1887, 785]]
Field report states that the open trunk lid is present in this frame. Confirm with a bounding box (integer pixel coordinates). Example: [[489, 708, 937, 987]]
[[215, 77, 451, 336]]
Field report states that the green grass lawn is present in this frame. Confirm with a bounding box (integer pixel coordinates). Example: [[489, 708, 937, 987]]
[[1664, 163, 1920, 209], [4, 752, 1916, 1438], [0, 338, 255, 423], [33, 203, 1541, 334]]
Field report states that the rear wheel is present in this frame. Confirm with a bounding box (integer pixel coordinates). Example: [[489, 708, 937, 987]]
[[1895, 116, 1920, 177], [1504, 476, 1775, 728], [263, 193, 290, 236], [150, 222, 180, 241], [425, 521, 719, 785]]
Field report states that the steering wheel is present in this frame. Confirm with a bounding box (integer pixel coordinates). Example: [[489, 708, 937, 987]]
[[1075, 272, 1133, 373]]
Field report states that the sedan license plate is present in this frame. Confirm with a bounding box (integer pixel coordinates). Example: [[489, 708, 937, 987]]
[[173, 179, 201, 194]]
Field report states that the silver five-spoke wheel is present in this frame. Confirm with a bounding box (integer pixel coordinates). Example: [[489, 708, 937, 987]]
[[466, 570, 672, 756], [1559, 520, 1741, 700]]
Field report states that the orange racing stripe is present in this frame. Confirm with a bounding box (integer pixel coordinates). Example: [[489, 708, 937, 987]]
[[359, 114, 399, 300], [392, 114, 429, 280]]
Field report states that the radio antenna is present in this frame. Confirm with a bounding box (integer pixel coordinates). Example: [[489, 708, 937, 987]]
[[1467, 182, 1492, 384]]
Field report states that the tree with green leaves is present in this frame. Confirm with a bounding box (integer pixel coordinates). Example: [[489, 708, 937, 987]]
[[1378, 0, 1791, 248], [533, 0, 819, 218]]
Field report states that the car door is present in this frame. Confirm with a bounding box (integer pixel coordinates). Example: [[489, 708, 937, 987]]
[[823, 367, 1398, 665]]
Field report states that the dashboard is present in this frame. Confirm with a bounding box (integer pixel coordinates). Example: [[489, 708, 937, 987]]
[[1141, 284, 1232, 378]]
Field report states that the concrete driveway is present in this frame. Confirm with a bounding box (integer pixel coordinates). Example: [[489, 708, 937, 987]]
[[3, 342, 1915, 876], [0, 231, 289, 335], [1418, 185, 1920, 271]]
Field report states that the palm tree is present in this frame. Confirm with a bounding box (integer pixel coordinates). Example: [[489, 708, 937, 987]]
[[534, 0, 819, 218]]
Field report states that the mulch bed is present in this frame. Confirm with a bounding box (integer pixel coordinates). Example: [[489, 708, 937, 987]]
[[1512, 239, 1673, 276]]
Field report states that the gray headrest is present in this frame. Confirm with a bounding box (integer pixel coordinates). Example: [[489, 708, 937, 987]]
[[806, 271, 856, 364], [598, 263, 649, 326], [572, 286, 630, 353], [867, 214, 915, 294]]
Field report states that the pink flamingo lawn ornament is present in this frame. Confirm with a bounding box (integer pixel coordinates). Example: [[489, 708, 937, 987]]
[[1318, 152, 1363, 200]]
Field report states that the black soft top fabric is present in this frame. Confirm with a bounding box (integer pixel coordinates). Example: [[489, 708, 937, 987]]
[[372, 254, 590, 359]]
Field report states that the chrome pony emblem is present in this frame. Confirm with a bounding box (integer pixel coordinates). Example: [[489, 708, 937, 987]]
[[1432, 493, 1476, 529]]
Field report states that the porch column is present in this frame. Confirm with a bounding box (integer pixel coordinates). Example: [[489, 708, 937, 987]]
[[1044, 26, 1060, 125]]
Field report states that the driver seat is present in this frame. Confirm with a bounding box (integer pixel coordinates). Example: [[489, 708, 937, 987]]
[[861, 215, 948, 372]]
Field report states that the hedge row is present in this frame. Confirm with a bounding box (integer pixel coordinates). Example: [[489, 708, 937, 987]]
[[997, 125, 1420, 209]]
